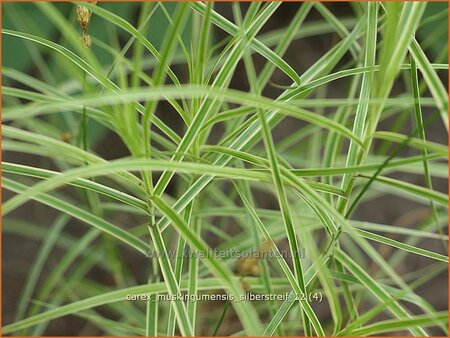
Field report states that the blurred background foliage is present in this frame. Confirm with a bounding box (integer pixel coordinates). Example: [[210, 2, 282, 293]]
[[2, 2, 447, 72]]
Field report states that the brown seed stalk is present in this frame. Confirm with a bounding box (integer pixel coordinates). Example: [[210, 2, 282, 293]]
[[76, 2, 97, 49], [80, 31, 92, 49], [76, 5, 91, 31]]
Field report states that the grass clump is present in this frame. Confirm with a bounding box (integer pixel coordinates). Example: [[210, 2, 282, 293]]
[[2, 1, 448, 336]]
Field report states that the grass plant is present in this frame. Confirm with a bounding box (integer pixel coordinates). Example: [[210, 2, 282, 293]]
[[2, 1, 448, 336]]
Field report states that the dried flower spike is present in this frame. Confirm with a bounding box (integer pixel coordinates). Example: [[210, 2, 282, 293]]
[[60, 131, 72, 143], [76, 5, 91, 30], [80, 32, 92, 49]]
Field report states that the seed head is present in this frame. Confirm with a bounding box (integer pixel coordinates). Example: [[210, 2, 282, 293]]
[[80, 32, 92, 49], [60, 131, 72, 143], [76, 5, 91, 30]]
